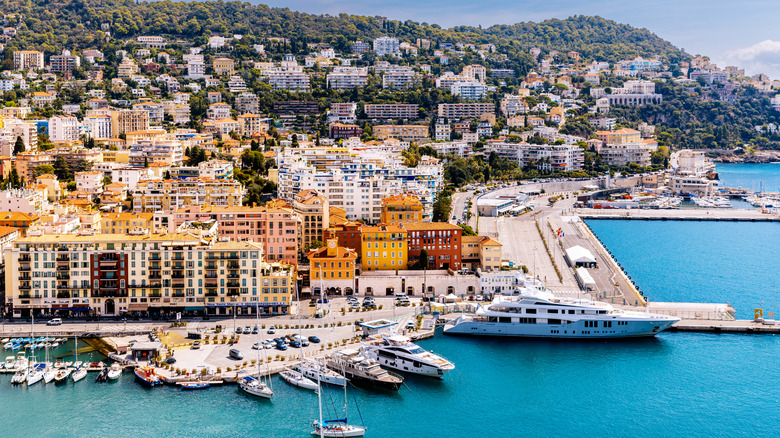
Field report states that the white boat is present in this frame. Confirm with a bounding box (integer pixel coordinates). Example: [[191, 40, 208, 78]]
[[240, 303, 273, 399], [54, 366, 71, 383], [11, 367, 28, 384], [311, 421, 367, 437], [280, 368, 319, 392], [4, 356, 15, 369], [326, 349, 403, 391], [43, 367, 57, 383], [361, 334, 455, 378], [72, 366, 87, 382], [239, 375, 273, 398], [107, 363, 122, 380], [27, 366, 44, 385], [444, 276, 679, 338], [294, 359, 348, 387]]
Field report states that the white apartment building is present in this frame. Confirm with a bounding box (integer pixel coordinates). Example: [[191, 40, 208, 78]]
[[81, 115, 112, 139], [484, 142, 584, 172], [207, 103, 232, 120], [451, 81, 487, 100], [599, 143, 651, 167], [373, 37, 400, 56], [75, 171, 104, 194], [327, 67, 369, 89], [132, 102, 165, 124], [48, 116, 80, 142], [268, 70, 311, 91], [111, 166, 154, 191], [185, 54, 206, 78], [327, 103, 357, 124], [161, 101, 191, 124]]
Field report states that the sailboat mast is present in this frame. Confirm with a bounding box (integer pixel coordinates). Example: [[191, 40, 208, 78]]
[[318, 263, 325, 438]]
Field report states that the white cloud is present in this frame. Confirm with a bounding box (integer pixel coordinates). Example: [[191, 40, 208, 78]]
[[720, 40, 780, 80]]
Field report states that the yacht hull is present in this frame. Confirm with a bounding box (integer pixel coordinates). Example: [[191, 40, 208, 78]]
[[444, 318, 677, 338]]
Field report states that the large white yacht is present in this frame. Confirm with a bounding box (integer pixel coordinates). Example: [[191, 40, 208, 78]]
[[361, 335, 455, 378], [444, 278, 679, 338]]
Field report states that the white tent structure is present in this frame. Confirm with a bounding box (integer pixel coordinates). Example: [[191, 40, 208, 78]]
[[565, 245, 597, 268], [575, 267, 596, 291]]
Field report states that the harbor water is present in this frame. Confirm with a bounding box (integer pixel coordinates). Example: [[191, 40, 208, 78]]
[[716, 162, 780, 192], [1, 331, 779, 437]]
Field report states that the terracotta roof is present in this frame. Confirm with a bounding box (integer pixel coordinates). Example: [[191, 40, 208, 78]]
[[403, 222, 461, 231]]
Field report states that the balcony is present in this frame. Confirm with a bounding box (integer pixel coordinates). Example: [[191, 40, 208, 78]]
[[56, 291, 71, 298], [19, 276, 31, 281], [205, 263, 217, 270], [172, 292, 185, 297], [149, 292, 162, 298], [172, 255, 185, 261], [227, 274, 240, 279], [149, 275, 162, 280], [19, 293, 31, 299], [205, 290, 218, 297], [57, 265, 69, 271], [205, 273, 218, 279], [226, 289, 240, 297], [18, 255, 31, 262], [172, 282, 185, 289], [205, 281, 218, 289], [171, 273, 185, 279], [56, 256, 70, 262], [20, 285, 32, 290], [172, 264, 184, 270], [57, 283, 70, 290], [99, 254, 120, 262], [149, 254, 161, 261], [227, 262, 239, 269], [57, 273, 70, 280], [19, 266, 31, 272], [100, 264, 118, 270], [226, 281, 240, 288]]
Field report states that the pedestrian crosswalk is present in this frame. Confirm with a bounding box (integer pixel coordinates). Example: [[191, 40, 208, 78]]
[[98, 324, 147, 332]]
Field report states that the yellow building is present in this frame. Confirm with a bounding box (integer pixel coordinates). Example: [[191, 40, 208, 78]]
[[100, 212, 154, 234], [213, 58, 235, 75], [361, 225, 407, 271], [0, 212, 40, 236], [381, 194, 424, 227], [373, 124, 429, 142], [308, 239, 357, 295]]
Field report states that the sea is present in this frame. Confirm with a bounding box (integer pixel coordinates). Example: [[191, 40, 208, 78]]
[[1, 164, 779, 437]]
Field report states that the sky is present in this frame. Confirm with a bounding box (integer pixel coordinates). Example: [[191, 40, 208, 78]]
[[253, 0, 780, 79]]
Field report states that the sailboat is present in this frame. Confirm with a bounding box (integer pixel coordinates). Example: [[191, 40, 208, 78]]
[[280, 282, 319, 392], [311, 273, 366, 437], [43, 344, 57, 383], [72, 334, 87, 383], [239, 303, 273, 399]]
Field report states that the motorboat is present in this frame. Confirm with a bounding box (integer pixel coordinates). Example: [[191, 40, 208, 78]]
[[361, 335, 455, 378], [239, 376, 273, 398], [181, 381, 210, 390], [326, 349, 403, 391], [54, 366, 71, 384], [134, 366, 162, 387], [444, 276, 679, 338], [280, 368, 319, 392], [311, 420, 366, 437], [72, 366, 88, 382], [294, 359, 348, 387], [11, 367, 28, 384], [107, 363, 122, 380], [95, 368, 108, 383]]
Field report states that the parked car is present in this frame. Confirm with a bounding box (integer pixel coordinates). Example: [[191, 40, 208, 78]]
[[395, 296, 411, 306], [316, 298, 329, 304], [252, 327, 259, 334], [275, 343, 287, 351], [290, 340, 301, 348], [165, 357, 176, 364], [229, 349, 243, 360], [300, 339, 310, 347], [244, 326, 251, 334], [267, 326, 276, 334], [191, 341, 201, 350], [46, 318, 62, 326], [362, 298, 375, 305], [308, 336, 321, 344], [350, 302, 361, 309], [235, 327, 243, 334], [252, 342, 261, 350]]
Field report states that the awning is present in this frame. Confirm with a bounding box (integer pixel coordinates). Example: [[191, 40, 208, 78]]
[[184, 306, 203, 311], [55, 307, 91, 312], [206, 302, 287, 307], [128, 304, 149, 311]]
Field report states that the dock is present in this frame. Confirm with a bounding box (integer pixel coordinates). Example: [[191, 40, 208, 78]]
[[579, 208, 780, 222], [670, 319, 780, 334]]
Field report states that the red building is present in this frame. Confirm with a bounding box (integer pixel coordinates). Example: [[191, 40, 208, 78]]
[[405, 222, 462, 270], [329, 122, 363, 139], [324, 222, 363, 257]]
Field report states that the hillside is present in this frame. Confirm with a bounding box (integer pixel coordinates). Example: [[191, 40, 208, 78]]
[[1, 0, 687, 64]]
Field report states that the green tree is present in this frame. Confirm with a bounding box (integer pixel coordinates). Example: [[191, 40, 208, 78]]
[[432, 191, 452, 222], [13, 136, 24, 154], [53, 156, 73, 181], [418, 248, 429, 270], [33, 165, 56, 178], [458, 224, 477, 236]]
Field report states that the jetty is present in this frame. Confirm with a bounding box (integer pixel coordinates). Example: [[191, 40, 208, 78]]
[[578, 207, 780, 222]]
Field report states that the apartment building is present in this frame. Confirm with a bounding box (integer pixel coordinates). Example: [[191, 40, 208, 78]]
[[484, 142, 584, 172], [329, 123, 362, 139], [110, 109, 150, 137], [132, 178, 244, 212], [405, 222, 462, 270], [364, 104, 419, 119], [326, 67, 369, 89], [101, 212, 154, 234], [163, 204, 299, 266], [4, 234, 295, 317], [137, 36, 165, 48], [13, 51, 44, 70], [237, 114, 268, 137], [48, 116, 80, 142], [361, 225, 407, 271], [50, 50, 80, 74], [212, 58, 235, 75], [234, 93, 260, 114], [308, 240, 357, 295], [373, 125, 429, 142], [373, 36, 400, 56], [380, 194, 424, 226], [451, 82, 487, 100], [293, 190, 329, 251], [273, 101, 319, 115], [268, 70, 311, 91], [438, 103, 496, 119]]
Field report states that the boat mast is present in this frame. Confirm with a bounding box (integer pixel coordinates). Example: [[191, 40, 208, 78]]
[[318, 263, 324, 437]]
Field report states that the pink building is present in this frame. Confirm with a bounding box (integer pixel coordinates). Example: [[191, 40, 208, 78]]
[[159, 204, 300, 266]]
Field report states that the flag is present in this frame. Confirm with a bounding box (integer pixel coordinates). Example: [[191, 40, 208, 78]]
[[556, 227, 563, 237]]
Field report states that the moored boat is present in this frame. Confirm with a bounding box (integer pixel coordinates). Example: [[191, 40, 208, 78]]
[[54, 366, 71, 384], [294, 359, 348, 387], [361, 334, 455, 378], [72, 366, 88, 382], [180, 381, 210, 390], [134, 366, 163, 387], [311, 420, 366, 437], [280, 368, 319, 392], [238, 375, 273, 398], [107, 363, 122, 380], [326, 349, 403, 391]]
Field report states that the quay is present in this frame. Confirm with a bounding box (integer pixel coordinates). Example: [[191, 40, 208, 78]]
[[578, 207, 780, 221]]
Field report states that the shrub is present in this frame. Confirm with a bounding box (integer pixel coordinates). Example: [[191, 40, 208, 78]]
[[216, 367, 222, 373], [201, 368, 207, 375], [226, 367, 232, 372]]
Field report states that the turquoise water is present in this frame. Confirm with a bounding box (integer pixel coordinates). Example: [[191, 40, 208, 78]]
[[716, 162, 780, 192], [1, 332, 779, 437], [587, 220, 780, 318]]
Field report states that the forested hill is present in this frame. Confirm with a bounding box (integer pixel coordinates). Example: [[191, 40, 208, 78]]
[[2, 0, 686, 63]]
